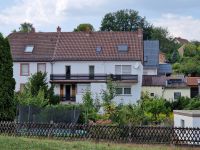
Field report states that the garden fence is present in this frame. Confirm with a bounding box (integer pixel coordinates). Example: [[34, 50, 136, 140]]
[[0, 122, 200, 146]]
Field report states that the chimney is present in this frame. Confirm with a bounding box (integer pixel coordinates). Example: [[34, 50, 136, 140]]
[[31, 27, 35, 33], [137, 28, 143, 38], [57, 26, 61, 32]]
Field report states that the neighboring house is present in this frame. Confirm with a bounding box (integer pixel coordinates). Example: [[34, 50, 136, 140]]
[[143, 40, 172, 76], [8, 27, 144, 105], [186, 77, 200, 98], [142, 75, 190, 101], [174, 110, 200, 128], [174, 37, 189, 57]]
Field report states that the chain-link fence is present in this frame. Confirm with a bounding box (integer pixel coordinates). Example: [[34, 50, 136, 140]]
[[17, 105, 80, 124]]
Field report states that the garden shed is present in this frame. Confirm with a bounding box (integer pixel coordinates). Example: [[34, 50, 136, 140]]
[[174, 110, 200, 128]]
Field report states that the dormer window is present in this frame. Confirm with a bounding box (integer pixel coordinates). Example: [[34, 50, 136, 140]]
[[117, 44, 128, 52], [25, 45, 34, 53], [96, 46, 102, 53]]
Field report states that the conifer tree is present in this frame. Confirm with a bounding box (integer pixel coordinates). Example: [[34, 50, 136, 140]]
[[0, 33, 15, 120]]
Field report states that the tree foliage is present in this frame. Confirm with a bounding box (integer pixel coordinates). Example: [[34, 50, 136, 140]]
[[101, 79, 117, 118], [100, 9, 152, 39], [74, 23, 94, 32], [13, 22, 34, 33], [17, 72, 59, 105], [82, 90, 99, 123], [0, 33, 16, 120]]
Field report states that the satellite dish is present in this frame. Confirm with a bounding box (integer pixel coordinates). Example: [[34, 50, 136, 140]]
[[134, 63, 139, 69]]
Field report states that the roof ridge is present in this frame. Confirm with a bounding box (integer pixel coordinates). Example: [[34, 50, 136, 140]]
[[52, 32, 61, 61]]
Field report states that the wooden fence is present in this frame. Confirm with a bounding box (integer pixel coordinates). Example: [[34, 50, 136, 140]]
[[0, 122, 200, 146]]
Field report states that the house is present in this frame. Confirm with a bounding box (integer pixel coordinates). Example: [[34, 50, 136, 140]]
[[143, 40, 172, 76], [186, 77, 200, 98], [8, 27, 144, 105], [174, 37, 189, 57], [142, 75, 190, 101], [174, 110, 200, 128]]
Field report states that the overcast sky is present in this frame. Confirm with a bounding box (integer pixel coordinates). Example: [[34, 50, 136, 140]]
[[0, 0, 200, 40]]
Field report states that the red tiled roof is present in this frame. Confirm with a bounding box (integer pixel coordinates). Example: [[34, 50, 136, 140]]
[[8, 32, 58, 62], [186, 77, 200, 86], [8, 30, 143, 62]]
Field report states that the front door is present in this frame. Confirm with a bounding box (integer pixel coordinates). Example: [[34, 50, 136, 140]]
[[65, 85, 71, 100], [66, 66, 71, 79]]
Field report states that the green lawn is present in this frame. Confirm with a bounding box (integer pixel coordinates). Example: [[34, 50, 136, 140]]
[[0, 135, 197, 150]]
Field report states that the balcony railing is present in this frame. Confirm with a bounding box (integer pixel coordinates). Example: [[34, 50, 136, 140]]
[[50, 74, 138, 82]]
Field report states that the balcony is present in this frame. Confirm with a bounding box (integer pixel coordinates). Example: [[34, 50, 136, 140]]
[[50, 74, 138, 83]]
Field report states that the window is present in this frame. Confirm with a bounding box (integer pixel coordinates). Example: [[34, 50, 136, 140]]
[[77, 84, 90, 94], [180, 119, 185, 128], [124, 88, 131, 95], [20, 84, 26, 92], [96, 46, 102, 53], [20, 64, 29, 76], [117, 44, 128, 52], [174, 92, 181, 100], [150, 93, 155, 97], [116, 88, 123, 95], [115, 65, 121, 74], [116, 87, 131, 95], [122, 65, 131, 74], [115, 65, 131, 74], [89, 65, 95, 79], [25, 45, 34, 53], [37, 63, 46, 73]]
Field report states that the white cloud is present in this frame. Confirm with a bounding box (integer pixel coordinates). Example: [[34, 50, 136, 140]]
[[0, 0, 106, 34], [153, 13, 200, 41]]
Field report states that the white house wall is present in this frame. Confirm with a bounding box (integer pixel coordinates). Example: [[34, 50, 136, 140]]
[[52, 61, 143, 104], [13, 62, 52, 91], [52, 61, 142, 75], [174, 114, 193, 127], [14, 61, 143, 105], [174, 114, 200, 128]]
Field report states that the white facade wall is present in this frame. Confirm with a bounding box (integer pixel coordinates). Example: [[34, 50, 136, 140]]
[[174, 114, 200, 128], [13, 62, 52, 91], [143, 68, 157, 75], [14, 61, 143, 105], [174, 114, 193, 127]]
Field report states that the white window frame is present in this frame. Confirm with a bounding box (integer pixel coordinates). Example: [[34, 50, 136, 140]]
[[116, 87, 132, 95]]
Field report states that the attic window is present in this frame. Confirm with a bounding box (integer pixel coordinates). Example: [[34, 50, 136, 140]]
[[117, 44, 128, 52], [25, 45, 34, 53], [96, 46, 102, 53]]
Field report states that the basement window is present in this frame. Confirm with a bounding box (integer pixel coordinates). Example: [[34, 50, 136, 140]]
[[117, 44, 128, 52], [25, 45, 34, 53]]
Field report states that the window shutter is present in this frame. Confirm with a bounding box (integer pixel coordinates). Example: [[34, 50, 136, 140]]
[[115, 65, 121, 74], [122, 65, 131, 74]]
